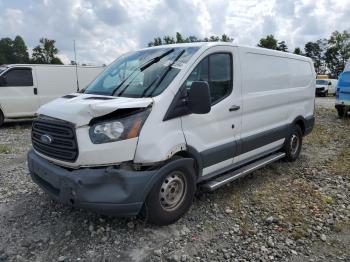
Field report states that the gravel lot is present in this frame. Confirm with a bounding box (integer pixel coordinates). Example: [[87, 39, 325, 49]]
[[0, 100, 349, 262], [315, 96, 336, 110]]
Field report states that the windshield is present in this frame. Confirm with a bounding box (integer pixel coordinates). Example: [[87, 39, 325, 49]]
[[316, 80, 328, 85], [84, 47, 199, 97]]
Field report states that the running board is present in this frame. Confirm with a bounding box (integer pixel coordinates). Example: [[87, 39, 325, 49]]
[[201, 152, 286, 191]]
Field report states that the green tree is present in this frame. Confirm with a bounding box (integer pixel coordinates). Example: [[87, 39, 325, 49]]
[[277, 41, 288, 52], [257, 35, 278, 50], [148, 37, 162, 47], [220, 34, 233, 42], [175, 32, 184, 43], [304, 40, 324, 74], [185, 36, 199, 43], [31, 38, 63, 64], [163, 36, 175, 45], [0, 38, 14, 64], [324, 30, 350, 77], [12, 35, 29, 63], [148, 33, 233, 46], [293, 47, 303, 55]]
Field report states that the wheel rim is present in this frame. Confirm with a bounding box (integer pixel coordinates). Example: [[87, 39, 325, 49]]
[[290, 134, 300, 155], [159, 171, 187, 211]]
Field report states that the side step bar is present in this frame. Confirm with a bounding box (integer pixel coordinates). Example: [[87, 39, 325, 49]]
[[201, 152, 286, 191]]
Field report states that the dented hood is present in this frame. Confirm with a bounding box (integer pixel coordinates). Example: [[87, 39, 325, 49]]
[[37, 93, 153, 127]]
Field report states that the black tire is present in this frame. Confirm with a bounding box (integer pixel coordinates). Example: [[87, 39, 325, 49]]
[[283, 125, 303, 162], [0, 110, 4, 127], [324, 90, 328, 97], [145, 161, 196, 226], [337, 108, 345, 118]]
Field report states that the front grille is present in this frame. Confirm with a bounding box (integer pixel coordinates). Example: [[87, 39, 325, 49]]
[[32, 117, 78, 162], [316, 87, 325, 91]]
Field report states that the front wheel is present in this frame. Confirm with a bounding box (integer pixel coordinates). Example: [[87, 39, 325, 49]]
[[145, 164, 196, 226], [283, 125, 302, 162]]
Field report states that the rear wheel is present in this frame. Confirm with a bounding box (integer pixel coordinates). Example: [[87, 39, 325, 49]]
[[337, 107, 345, 118], [0, 110, 4, 127], [283, 125, 302, 162], [145, 162, 196, 226]]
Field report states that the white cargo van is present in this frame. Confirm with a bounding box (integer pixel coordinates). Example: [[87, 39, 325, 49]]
[[315, 78, 337, 96], [0, 64, 104, 126], [27, 43, 315, 225]]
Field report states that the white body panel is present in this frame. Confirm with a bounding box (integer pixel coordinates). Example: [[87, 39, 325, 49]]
[[0, 64, 103, 119], [32, 43, 315, 174]]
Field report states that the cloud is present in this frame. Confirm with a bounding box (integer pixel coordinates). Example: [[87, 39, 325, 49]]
[[0, 0, 349, 65]]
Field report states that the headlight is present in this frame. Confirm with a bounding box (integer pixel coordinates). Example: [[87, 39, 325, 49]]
[[89, 108, 151, 144]]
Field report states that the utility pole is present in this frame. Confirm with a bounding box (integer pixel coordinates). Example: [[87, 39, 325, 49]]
[[74, 40, 80, 92]]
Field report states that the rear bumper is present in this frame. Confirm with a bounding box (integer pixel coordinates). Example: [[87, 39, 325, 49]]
[[27, 149, 157, 216]]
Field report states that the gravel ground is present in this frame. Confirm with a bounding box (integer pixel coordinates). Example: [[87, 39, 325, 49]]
[[0, 106, 349, 262], [315, 96, 336, 109]]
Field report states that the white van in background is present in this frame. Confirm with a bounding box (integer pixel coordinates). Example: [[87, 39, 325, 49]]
[[316, 78, 337, 96], [0, 64, 104, 126], [28, 43, 315, 225]]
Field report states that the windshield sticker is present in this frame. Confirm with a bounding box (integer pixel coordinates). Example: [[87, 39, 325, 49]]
[[163, 60, 186, 69]]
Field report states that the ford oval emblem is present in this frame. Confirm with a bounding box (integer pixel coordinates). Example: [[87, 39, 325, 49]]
[[40, 134, 53, 144]]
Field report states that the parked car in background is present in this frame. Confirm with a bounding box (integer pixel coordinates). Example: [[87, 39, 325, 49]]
[[315, 76, 337, 96], [0, 64, 104, 126], [335, 71, 350, 117], [27, 43, 315, 225]]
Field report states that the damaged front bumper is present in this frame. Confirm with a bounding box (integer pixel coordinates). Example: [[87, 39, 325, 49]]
[[27, 149, 158, 216]]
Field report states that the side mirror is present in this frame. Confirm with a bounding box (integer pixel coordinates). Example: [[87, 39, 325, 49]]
[[188, 81, 211, 114], [328, 82, 332, 85]]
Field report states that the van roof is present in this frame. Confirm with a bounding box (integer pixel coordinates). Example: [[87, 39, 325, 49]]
[[141, 42, 312, 62]]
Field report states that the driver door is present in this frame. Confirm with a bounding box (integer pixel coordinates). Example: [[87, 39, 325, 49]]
[[0, 67, 39, 117], [181, 46, 242, 177]]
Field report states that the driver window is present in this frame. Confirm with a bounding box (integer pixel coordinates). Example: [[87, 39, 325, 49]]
[[183, 53, 232, 104], [3, 68, 33, 87]]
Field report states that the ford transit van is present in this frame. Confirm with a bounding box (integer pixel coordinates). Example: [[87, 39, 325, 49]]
[[0, 64, 104, 126], [27, 43, 315, 225]]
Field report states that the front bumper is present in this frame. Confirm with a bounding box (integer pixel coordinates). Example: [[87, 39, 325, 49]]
[[316, 88, 327, 95], [27, 149, 157, 216]]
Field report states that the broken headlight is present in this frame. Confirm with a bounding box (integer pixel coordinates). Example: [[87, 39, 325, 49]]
[[89, 108, 151, 144]]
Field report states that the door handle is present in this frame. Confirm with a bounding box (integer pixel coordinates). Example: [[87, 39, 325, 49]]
[[34, 87, 38, 95], [229, 105, 240, 112]]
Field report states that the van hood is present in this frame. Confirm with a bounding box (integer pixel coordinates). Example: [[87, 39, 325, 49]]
[[37, 93, 153, 127]]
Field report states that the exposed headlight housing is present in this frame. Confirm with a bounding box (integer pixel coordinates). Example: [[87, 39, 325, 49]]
[[89, 108, 151, 144]]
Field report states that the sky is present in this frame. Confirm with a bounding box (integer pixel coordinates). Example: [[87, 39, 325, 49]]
[[0, 0, 349, 65]]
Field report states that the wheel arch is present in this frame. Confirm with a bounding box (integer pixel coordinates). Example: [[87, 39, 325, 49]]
[[292, 116, 306, 136], [173, 145, 203, 179]]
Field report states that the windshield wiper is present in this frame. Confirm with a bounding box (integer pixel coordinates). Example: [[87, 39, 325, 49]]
[[141, 49, 185, 97], [140, 48, 174, 71], [111, 48, 175, 96]]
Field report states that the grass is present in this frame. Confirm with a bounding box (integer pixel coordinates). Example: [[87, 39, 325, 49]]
[[304, 123, 333, 146], [332, 147, 350, 176], [0, 144, 11, 154]]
